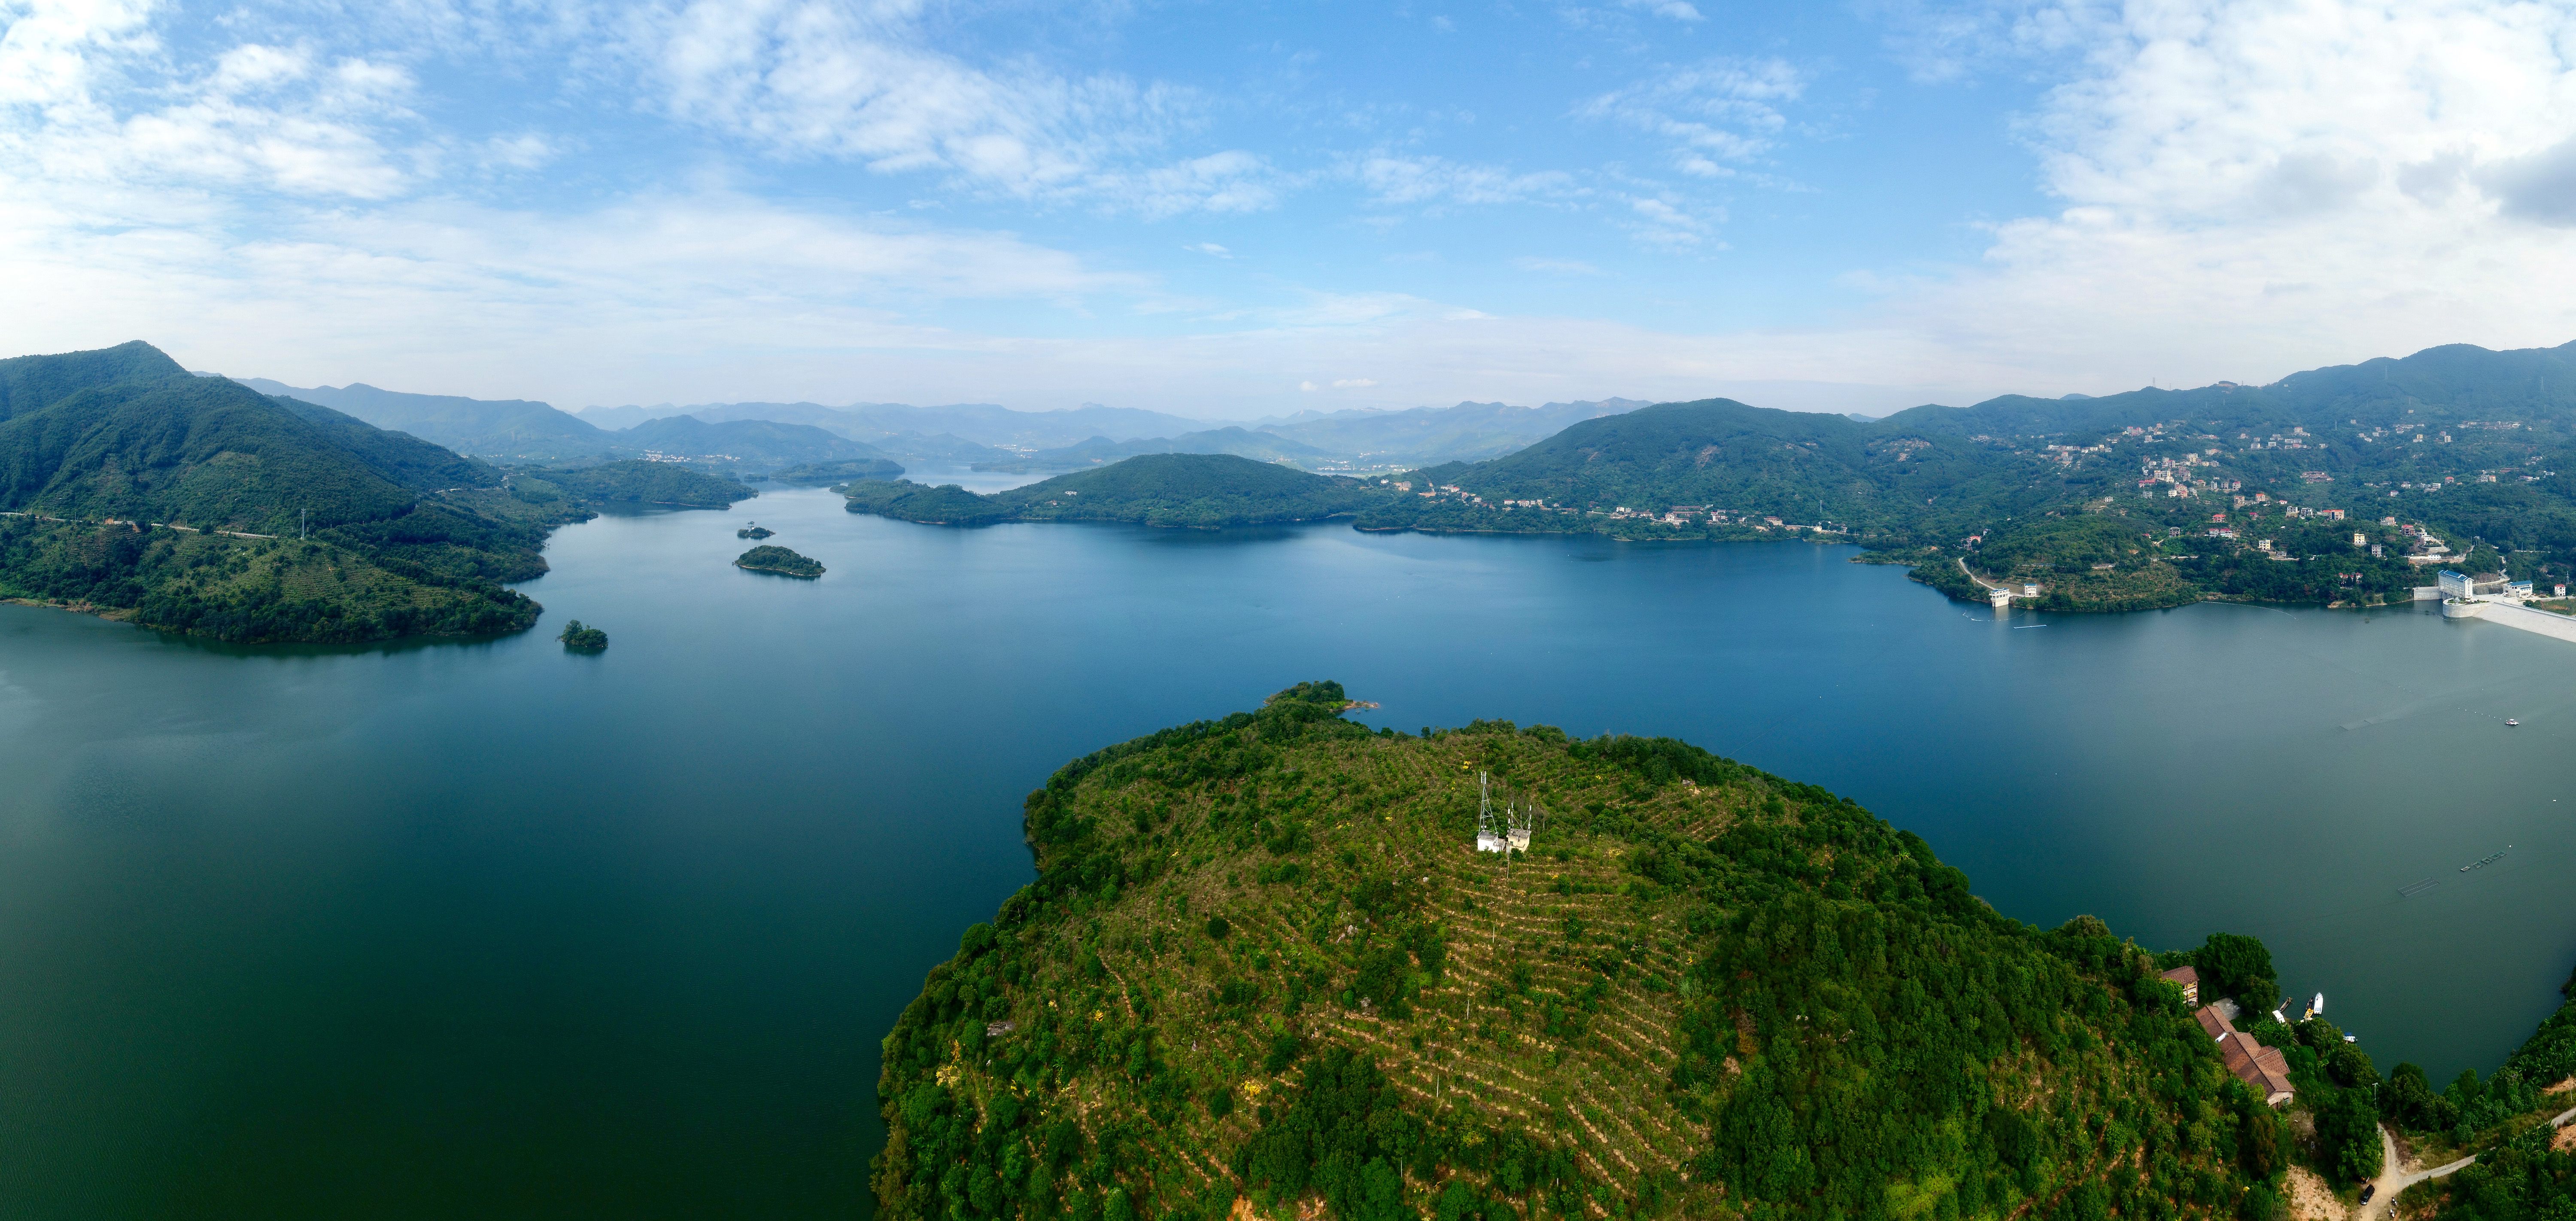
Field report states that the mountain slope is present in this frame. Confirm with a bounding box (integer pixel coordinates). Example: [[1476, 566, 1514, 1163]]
[[872, 686, 2288, 1221], [614, 414, 891, 468], [1346, 341, 2576, 609], [0, 343, 556, 641]]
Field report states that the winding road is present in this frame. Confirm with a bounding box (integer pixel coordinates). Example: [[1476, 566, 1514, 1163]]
[[2356, 1101, 2576, 1218]]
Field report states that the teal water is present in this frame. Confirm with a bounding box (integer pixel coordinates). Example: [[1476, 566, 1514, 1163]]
[[4, 486, 2573, 1217]]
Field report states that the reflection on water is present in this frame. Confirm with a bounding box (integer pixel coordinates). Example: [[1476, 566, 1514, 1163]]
[[2, 487, 2572, 1218]]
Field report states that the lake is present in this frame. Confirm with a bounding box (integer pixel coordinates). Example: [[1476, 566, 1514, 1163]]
[[4, 485, 2572, 1218]]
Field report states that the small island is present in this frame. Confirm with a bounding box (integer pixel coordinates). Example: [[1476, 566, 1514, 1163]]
[[734, 545, 823, 578], [556, 619, 608, 649], [737, 525, 774, 539]]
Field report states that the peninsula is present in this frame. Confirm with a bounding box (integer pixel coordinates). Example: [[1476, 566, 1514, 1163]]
[[877, 686, 2576, 1221], [735, 545, 823, 577], [844, 453, 1401, 529]]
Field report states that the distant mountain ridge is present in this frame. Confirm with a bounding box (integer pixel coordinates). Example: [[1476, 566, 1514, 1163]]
[[567, 395, 1658, 472], [230, 377, 604, 461], [1248, 396, 1653, 466], [574, 400, 1208, 453], [975, 426, 1343, 473]]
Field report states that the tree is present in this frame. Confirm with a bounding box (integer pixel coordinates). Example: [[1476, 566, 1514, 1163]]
[[2196, 933, 2281, 1014], [2310, 1087, 2383, 1185]]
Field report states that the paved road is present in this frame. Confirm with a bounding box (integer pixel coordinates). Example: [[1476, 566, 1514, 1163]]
[[2357, 1103, 2576, 1218]]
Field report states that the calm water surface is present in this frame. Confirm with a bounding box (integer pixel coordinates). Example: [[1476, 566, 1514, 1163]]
[[5, 487, 2573, 1218]]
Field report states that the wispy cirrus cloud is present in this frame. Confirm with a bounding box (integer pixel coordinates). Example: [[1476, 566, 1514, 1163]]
[[1349, 153, 1582, 210], [1578, 57, 1802, 179]]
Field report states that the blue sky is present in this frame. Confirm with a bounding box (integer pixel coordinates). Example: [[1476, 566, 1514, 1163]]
[[8, 1, 2576, 417]]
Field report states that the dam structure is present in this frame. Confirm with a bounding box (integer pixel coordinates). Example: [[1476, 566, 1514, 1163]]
[[2431, 569, 2576, 644]]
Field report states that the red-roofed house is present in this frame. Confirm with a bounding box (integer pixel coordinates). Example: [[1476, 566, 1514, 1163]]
[[2220, 1032, 2296, 1105], [2194, 1005, 2235, 1041], [2161, 965, 2201, 1005]]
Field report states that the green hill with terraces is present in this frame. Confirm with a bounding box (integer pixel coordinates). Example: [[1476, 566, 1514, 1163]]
[[872, 683, 2300, 1221]]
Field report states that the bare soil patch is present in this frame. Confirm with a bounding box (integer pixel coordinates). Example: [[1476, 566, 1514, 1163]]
[[2286, 1168, 2342, 1221]]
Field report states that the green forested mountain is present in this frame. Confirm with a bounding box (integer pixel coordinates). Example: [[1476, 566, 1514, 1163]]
[[0, 342, 601, 642], [517, 460, 758, 509], [874, 685, 2299, 1221], [0, 344, 495, 532], [847, 453, 1401, 528], [614, 414, 896, 470], [1355, 340, 2576, 610]]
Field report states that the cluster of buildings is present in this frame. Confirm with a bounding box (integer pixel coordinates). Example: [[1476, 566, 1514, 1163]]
[[2161, 966, 2297, 1106], [2438, 569, 2542, 602], [640, 450, 737, 464]]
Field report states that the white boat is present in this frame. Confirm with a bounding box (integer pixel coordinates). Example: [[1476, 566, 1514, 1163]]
[[2312, 992, 2325, 1014], [2507, 719, 2519, 726]]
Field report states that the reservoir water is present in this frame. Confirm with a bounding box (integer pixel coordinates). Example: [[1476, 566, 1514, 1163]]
[[5, 486, 2573, 1218]]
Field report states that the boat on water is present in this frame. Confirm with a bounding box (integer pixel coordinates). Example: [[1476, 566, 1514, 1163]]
[[2507, 718, 2519, 726]]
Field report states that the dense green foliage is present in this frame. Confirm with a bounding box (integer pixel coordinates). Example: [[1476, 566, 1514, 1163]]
[[532, 460, 757, 508], [848, 453, 1403, 529], [2400, 965, 2576, 1221], [735, 544, 823, 576], [557, 618, 608, 649], [872, 687, 2287, 1221], [2193, 934, 2281, 1017], [0, 344, 557, 642], [0, 517, 538, 640]]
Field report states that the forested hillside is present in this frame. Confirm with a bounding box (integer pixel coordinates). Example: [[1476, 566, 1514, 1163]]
[[1352, 340, 2576, 610], [516, 460, 759, 509], [0, 342, 605, 642], [873, 685, 2293, 1221]]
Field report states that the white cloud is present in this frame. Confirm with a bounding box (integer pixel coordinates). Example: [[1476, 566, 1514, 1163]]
[[0, 7, 422, 202], [623, 0, 1266, 213], [1578, 57, 1802, 179], [1185, 242, 1231, 257], [1621, 196, 1719, 250], [1352, 153, 1580, 209], [1621, 0, 1705, 20], [1512, 256, 1604, 274], [1330, 378, 1376, 389], [1868, 0, 2576, 393]]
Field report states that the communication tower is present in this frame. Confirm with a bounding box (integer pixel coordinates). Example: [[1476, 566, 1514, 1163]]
[[1474, 771, 1541, 853]]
